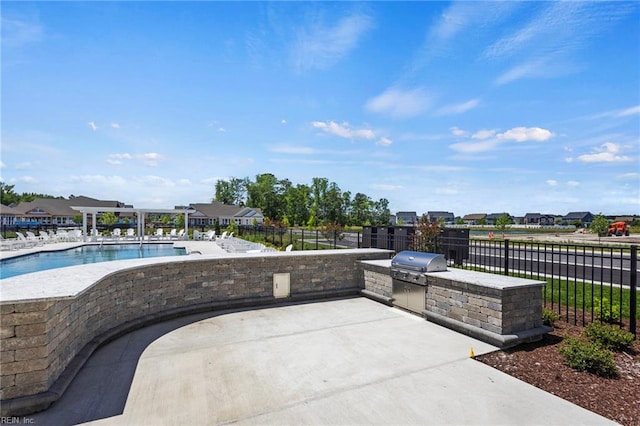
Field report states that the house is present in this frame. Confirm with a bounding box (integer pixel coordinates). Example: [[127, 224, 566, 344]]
[[188, 202, 264, 227], [395, 211, 418, 226], [563, 212, 594, 226], [485, 213, 512, 226], [523, 213, 556, 226], [426, 211, 455, 224], [0, 204, 20, 226], [9, 196, 128, 227], [462, 213, 486, 225]]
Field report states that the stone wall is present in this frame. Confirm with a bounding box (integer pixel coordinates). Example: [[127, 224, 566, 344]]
[[0, 249, 390, 415], [423, 269, 549, 347]]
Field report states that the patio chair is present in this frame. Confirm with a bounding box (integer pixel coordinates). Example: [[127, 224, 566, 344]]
[[16, 232, 38, 248], [112, 228, 122, 240], [125, 228, 136, 240], [285, 244, 293, 252], [0, 235, 20, 251], [26, 231, 44, 246]]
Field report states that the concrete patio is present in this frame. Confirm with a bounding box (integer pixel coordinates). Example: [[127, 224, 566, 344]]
[[29, 297, 613, 425]]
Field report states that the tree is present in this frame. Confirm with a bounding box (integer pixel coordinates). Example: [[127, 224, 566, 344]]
[[589, 214, 609, 242], [410, 214, 440, 252], [283, 184, 311, 226], [310, 177, 328, 225], [214, 177, 247, 205], [350, 193, 373, 226], [495, 214, 514, 233], [371, 198, 391, 226], [99, 212, 118, 226], [0, 182, 19, 205]]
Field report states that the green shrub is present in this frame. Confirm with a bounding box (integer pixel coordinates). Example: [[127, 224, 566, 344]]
[[558, 337, 618, 378], [541, 308, 560, 326], [593, 297, 621, 323], [585, 322, 635, 352]]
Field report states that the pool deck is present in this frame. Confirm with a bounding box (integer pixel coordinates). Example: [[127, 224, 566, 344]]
[[0, 239, 228, 261]]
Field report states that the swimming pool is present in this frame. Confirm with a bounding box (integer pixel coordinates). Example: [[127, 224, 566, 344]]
[[0, 244, 186, 279]]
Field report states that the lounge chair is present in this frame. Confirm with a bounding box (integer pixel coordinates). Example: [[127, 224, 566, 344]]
[[285, 244, 293, 252], [206, 230, 216, 241], [112, 228, 122, 240], [0, 235, 19, 251], [16, 232, 38, 248], [193, 230, 202, 240], [151, 228, 164, 240], [168, 229, 180, 240], [26, 231, 44, 246], [125, 228, 136, 240], [56, 230, 70, 242]]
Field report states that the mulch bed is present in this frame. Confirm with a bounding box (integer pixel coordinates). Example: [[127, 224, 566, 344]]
[[475, 321, 640, 426]]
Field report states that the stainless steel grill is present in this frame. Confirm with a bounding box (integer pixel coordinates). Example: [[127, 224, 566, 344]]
[[390, 251, 447, 313], [390, 251, 447, 285]]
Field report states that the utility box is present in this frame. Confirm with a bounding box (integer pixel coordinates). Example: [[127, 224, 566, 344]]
[[439, 228, 470, 265], [273, 273, 290, 298]]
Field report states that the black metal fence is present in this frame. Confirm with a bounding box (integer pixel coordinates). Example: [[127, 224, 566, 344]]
[[365, 232, 638, 335], [237, 226, 359, 250], [236, 226, 638, 334]]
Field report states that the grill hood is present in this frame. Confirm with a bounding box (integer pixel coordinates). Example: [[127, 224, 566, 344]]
[[391, 251, 447, 273]]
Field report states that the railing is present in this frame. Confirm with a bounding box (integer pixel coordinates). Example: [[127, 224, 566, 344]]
[[366, 232, 638, 335], [236, 226, 638, 334], [237, 226, 361, 250]]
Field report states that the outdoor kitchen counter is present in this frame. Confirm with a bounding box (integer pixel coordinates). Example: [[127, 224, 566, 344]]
[[424, 267, 546, 290], [360, 260, 551, 348]]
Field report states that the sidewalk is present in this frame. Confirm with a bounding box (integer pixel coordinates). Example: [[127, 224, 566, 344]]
[[30, 297, 614, 425]]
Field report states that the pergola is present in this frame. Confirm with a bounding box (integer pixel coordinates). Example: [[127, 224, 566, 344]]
[[70, 206, 195, 241]]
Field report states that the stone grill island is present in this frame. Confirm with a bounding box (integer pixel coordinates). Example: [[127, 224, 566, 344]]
[[362, 256, 551, 349]]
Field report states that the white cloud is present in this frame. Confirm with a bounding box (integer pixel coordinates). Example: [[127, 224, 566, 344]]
[[140, 152, 164, 167], [450, 127, 469, 138], [472, 129, 497, 140], [270, 145, 316, 154], [281, 119, 287, 124], [1, 17, 43, 48], [546, 180, 558, 186], [590, 105, 640, 119], [0, 161, 5, 169], [15, 162, 33, 170], [293, 12, 373, 73], [312, 121, 375, 140], [577, 142, 633, 163], [11, 176, 37, 184], [88, 121, 98, 131], [617, 172, 639, 180], [497, 127, 553, 142], [69, 175, 128, 186], [450, 139, 500, 154], [436, 98, 480, 116], [106, 152, 163, 167], [110, 123, 120, 129], [370, 183, 403, 191], [377, 137, 392, 147], [365, 87, 431, 119], [567, 181, 580, 187]]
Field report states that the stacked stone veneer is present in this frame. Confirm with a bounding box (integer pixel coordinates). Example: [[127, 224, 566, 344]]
[[361, 261, 550, 348], [0, 249, 390, 415]]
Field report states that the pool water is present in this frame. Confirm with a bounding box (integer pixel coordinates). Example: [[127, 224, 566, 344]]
[[0, 244, 186, 279]]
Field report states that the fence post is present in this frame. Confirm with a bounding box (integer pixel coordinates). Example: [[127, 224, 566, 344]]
[[504, 239, 510, 276], [630, 245, 637, 336]]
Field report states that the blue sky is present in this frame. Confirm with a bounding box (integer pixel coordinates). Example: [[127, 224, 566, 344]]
[[2, 1, 639, 217]]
